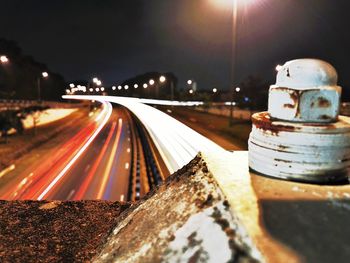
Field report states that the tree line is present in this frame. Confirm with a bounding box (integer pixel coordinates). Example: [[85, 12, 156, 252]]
[[0, 38, 66, 101]]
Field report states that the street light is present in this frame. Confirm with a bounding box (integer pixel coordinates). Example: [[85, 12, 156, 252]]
[[149, 79, 155, 86], [276, 64, 283, 71], [0, 55, 9, 63], [187, 80, 193, 85], [37, 71, 48, 102], [124, 85, 129, 90], [235, 87, 241, 92], [93, 77, 98, 83], [213, 88, 218, 93], [69, 83, 75, 88], [134, 84, 138, 89], [218, 0, 256, 126], [118, 85, 122, 90], [160, 76, 166, 83], [112, 86, 116, 90], [189, 89, 194, 94]]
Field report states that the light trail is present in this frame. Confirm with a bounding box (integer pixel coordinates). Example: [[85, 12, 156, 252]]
[[37, 101, 113, 200], [63, 95, 223, 173], [96, 118, 123, 199], [73, 121, 117, 200]]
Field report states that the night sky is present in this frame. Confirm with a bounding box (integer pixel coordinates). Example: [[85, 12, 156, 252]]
[[1, 0, 350, 90]]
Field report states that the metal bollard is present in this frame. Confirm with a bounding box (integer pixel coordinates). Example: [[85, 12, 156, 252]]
[[249, 59, 350, 183]]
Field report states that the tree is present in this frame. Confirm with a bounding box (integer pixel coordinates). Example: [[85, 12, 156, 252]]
[[0, 38, 66, 101]]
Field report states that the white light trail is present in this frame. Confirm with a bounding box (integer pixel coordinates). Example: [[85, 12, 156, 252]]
[[63, 95, 223, 173]]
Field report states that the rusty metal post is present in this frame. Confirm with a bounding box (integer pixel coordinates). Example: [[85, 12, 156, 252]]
[[248, 59, 350, 183]]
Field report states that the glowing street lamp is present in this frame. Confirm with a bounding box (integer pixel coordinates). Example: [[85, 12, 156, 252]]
[[213, 88, 218, 93], [69, 83, 75, 88], [149, 79, 155, 86], [187, 80, 193, 85], [89, 88, 93, 92], [0, 55, 9, 63], [143, 83, 148, 89], [189, 89, 194, 94], [95, 88, 100, 92], [213, 0, 257, 125], [159, 76, 166, 83], [235, 87, 241, 92], [37, 72, 49, 102], [124, 85, 129, 90], [112, 86, 116, 90], [96, 80, 102, 86], [134, 84, 138, 89], [93, 77, 98, 83], [276, 64, 283, 71], [118, 85, 122, 90]]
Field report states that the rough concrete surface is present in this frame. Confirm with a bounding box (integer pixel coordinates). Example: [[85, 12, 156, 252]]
[[0, 154, 259, 263], [94, 155, 259, 263], [0, 200, 131, 262]]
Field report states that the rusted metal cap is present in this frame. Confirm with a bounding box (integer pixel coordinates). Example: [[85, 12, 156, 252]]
[[268, 59, 341, 123], [249, 59, 350, 183], [249, 112, 350, 183]]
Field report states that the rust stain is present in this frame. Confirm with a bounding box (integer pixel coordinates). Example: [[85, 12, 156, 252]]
[[252, 112, 299, 135], [283, 104, 295, 109], [317, 97, 331, 108], [319, 115, 332, 120]]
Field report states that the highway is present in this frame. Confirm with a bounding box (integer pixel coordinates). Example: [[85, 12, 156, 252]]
[[0, 100, 167, 201], [63, 95, 224, 173]]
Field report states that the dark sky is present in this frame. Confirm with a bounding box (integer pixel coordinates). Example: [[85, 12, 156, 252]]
[[1, 0, 350, 90]]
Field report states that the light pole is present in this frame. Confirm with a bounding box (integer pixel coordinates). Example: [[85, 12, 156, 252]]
[[37, 72, 48, 103], [229, 0, 239, 126]]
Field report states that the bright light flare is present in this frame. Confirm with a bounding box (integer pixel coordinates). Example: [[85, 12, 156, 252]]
[[160, 76, 166, 83], [143, 83, 148, 89], [187, 80, 193, 85], [276, 64, 283, 71], [235, 87, 241, 92], [212, 0, 255, 9], [118, 85, 122, 90], [0, 55, 9, 63], [149, 79, 155, 85], [134, 84, 138, 89], [213, 88, 218, 93], [112, 86, 116, 90], [124, 85, 129, 90], [42, 72, 49, 78]]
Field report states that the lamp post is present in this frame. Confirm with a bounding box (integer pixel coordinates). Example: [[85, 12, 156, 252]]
[[228, 0, 239, 126], [37, 72, 48, 103]]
